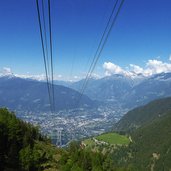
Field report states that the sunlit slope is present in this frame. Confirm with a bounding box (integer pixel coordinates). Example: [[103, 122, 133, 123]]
[[83, 132, 130, 146]]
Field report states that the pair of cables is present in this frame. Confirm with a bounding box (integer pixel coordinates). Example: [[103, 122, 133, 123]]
[[77, 0, 125, 106], [36, 0, 55, 112]]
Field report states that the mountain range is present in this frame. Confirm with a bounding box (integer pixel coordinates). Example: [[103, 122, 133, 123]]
[[1, 72, 171, 113], [68, 72, 171, 108], [0, 76, 94, 112]]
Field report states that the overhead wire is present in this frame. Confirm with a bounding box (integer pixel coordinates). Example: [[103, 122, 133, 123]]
[[86, 0, 125, 82], [77, 0, 125, 106], [83, 0, 118, 79], [41, 0, 51, 83], [78, 0, 119, 95], [79, 0, 115, 93], [48, 0, 55, 111], [36, 0, 54, 112], [69, 0, 112, 84]]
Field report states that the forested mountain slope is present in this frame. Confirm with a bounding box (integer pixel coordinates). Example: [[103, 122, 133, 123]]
[[114, 97, 171, 132], [0, 108, 62, 170], [129, 111, 171, 171]]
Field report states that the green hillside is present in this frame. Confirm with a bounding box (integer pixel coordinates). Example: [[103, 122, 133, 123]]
[[96, 132, 130, 145], [0, 108, 62, 171], [109, 98, 171, 171], [114, 97, 171, 132], [83, 132, 130, 147], [129, 110, 171, 170]]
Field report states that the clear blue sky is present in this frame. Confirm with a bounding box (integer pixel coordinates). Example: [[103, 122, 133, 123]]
[[0, 0, 171, 80]]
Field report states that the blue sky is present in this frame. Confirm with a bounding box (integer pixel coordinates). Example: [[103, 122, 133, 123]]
[[0, 0, 171, 80]]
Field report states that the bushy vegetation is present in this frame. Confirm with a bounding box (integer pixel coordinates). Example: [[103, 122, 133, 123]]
[[59, 141, 133, 171], [0, 108, 61, 171]]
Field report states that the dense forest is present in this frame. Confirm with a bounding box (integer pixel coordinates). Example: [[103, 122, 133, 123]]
[[1, 96, 171, 171], [114, 97, 171, 132], [0, 108, 61, 171], [130, 111, 171, 170]]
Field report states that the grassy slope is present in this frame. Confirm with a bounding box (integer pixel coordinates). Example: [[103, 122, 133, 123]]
[[83, 138, 94, 146], [83, 132, 130, 146], [96, 132, 130, 145]]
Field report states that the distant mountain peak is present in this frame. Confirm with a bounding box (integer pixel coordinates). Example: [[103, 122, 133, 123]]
[[0, 74, 16, 79]]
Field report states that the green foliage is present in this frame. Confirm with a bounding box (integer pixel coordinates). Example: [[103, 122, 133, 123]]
[[115, 97, 171, 132], [129, 111, 171, 171], [83, 138, 94, 146], [58, 140, 132, 171], [19, 145, 34, 170], [0, 108, 60, 171]]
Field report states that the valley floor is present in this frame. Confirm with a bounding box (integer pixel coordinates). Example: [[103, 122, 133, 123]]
[[16, 105, 128, 146]]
